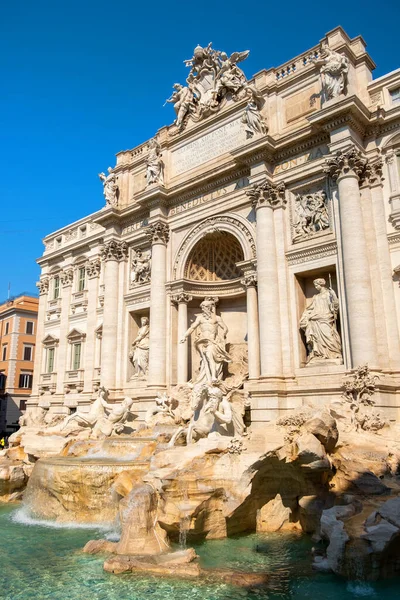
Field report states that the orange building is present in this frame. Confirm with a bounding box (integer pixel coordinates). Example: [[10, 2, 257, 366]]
[[0, 295, 39, 434]]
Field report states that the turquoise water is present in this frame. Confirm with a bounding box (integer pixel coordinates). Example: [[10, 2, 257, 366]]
[[0, 504, 399, 599]]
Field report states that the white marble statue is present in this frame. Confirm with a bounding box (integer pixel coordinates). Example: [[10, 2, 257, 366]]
[[241, 99, 267, 136], [299, 278, 342, 364], [146, 139, 164, 186], [145, 392, 175, 426], [60, 386, 109, 431], [164, 83, 196, 129], [312, 46, 349, 102], [98, 168, 118, 207], [293, 191, 329, 240], [130, 249, 151, 285], [168, 383, 245, 446], [180, 297, 231, 384], [129, 317, 150, 379], [92, 397, 134, 437]]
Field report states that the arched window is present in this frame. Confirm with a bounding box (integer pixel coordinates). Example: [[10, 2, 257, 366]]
[[185, 232, 244, 282]]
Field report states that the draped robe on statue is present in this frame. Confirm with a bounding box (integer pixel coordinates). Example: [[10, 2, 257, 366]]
[[300, 286, 342, 363]]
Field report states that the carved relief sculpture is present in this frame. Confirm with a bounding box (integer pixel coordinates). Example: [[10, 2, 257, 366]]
[[180, 297, 231, 384], [293, 190, 330, 241], [146, 138, 164, 186], [299, 278, 342, 364], [130, 249, 151, 285], [129, 317, 150, 379], [312, 46, 349, 102], [98, 167, 119, 207], [166, 43, 262, 132]]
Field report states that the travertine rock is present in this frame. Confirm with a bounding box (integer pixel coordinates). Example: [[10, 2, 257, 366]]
[[304, 412, 339, 453], [0, 460, 27, 501], [83, 539, 118, 554], [256, 493, 294, 532]]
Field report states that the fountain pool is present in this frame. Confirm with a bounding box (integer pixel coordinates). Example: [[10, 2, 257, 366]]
[[1, 504, 399, 600]]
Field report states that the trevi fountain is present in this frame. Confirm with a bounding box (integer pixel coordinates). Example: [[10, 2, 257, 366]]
[[2, 27, 400, 599]]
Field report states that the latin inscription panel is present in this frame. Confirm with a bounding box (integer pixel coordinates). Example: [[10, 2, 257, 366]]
[[171, 119, 246, 176]]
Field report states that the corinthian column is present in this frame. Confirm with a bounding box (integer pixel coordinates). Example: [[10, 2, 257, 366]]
[[171, 293, 192, 384], [56, 268, 73, 394], [30, 277, 49, 402], [325, 147, 378, 366], [146, 222, 169, 387], [99, 240, 128, 390], [241, 272, 260, 379], [246, 181, 286, 377]]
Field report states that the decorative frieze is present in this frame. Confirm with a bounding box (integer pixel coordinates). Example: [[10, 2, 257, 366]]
[[86, 258, 101, 279], [286, 241, 337, 265], [36, 278, 50, 295], [324, 146, 368, 182], [100, 240, 128, 262], [145, 222, 170, 245], [246, 180, 286, 210]]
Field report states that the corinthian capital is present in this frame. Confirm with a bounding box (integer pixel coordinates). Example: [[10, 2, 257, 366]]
[[100, 240, 128, 262], [145, 221, 170, 245], [171, 292, 192, 305], [324, 146, 368, 182], [241, 272, 257, 288], [86, 258, 101, 279], [246, 180, 286, 210], [36, 277, 49, 295], [60, 268, 74, 287]]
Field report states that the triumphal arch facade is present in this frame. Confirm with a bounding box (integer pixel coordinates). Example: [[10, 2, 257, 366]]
[[31, 27, 400, 425]]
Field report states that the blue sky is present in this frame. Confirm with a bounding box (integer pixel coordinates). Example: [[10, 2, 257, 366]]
[[1, 0, 398, 300]]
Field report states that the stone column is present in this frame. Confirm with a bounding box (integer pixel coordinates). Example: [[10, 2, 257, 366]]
[[30, 277, 49, 401], [246, 181, 286, 377], [368, 158, 400, 368], [83, 258, 101, 393], [55, 268, 74, 395], [325, 147, 378, 366], [146, 222, 169, 387], [99, 240, 128, 391], [241, 273, 260, 379], [171, 293, 192, 384]]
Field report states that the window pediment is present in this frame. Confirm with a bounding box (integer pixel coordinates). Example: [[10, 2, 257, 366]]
[[42, 334, 59, 347], [67, 328, 86, 343]]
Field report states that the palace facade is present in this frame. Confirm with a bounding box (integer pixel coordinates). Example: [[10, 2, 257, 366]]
[[30, 27, 400, 425]]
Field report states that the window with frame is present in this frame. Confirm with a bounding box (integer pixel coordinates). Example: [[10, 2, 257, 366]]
[[2, 345, 7, 361], [53, 276, 60, 300], [26, 321, 34, 335], [23, 345, 33, 361], [5, 322, 9, 335], [78, 267, 86, 292], [390, 87, 400, 105], [19, 373, 33, 389], [72, 343, 82, 370], [0, 372, 6, 389], [46, 347, 55, 373]]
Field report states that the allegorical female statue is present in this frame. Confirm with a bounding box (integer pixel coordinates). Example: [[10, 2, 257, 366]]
[[98, 167, 118, 207], [180, 297, 231, 384], [146, 138, 164, 186], [312, 46, 349, 102], [299, 278, 342, 364], [129, 317, 150, 378]]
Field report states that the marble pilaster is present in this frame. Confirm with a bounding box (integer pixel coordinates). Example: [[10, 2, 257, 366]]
[[241, 273, 260, 379], [325, 146, 378, 366], [99, 240, 128, 390], [247, 181, 286, 377], [83, 259, 101, 393], [171, 293, 192, 384], [30, 278, 49, 401], [146, 222, 169, 387], [55, 269, 74, 394]]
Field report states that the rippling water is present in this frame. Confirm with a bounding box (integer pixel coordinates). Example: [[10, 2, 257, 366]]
[[0, 504, 399, 600]]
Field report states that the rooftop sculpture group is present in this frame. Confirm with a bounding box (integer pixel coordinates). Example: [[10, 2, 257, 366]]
[[165, 44, 264, 132]]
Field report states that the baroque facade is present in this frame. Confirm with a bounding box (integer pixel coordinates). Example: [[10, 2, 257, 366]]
[[31, 27, 400, 425]]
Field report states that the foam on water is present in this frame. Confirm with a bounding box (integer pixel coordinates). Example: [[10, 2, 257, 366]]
[[10, 505, 113, 531], [347, 581, 378, 597]]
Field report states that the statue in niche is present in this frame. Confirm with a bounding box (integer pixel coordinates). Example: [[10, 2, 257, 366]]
[[164, 83, 197, 130], [168, 382, 246, 446], [293, 191, 329, 240], [312, 46, 349, 102], [129, 317, 150, 379], [180, 297, 231, 385], [146, 138, 164, 186], [130, 249, 151, 285], [98, 167, 118, 207], [299, 278, 342, 364]]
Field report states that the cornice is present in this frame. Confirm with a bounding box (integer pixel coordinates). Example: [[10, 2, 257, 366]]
[[286, 240, 337, 265], [307, 95, 371, 135]]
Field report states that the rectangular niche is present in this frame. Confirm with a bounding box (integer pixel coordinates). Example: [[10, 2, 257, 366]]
[[127, 310, 150, 382], [295, 267, 342, 368]]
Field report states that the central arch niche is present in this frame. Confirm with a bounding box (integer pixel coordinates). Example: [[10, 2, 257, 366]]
[[184, 232, 244, 282]]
